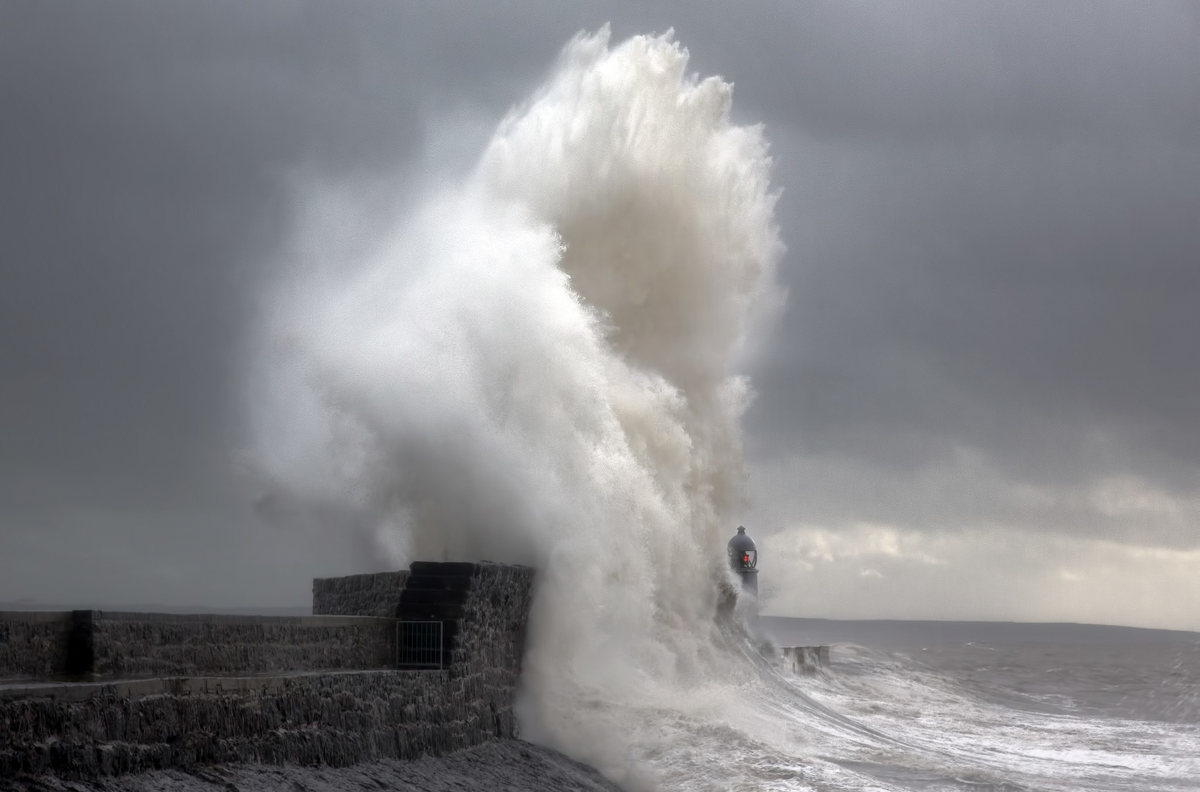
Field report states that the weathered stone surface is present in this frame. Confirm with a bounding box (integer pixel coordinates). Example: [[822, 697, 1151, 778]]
[[0, 670, 476, 778], [448, 563, 536, 740], [312, 572, 409, 617], [0, 613, 72, 679], [1, 614, 397, 681], [0, 740, 624, 792], [0, 562, 539, 785], [90, 613, 397, 677]]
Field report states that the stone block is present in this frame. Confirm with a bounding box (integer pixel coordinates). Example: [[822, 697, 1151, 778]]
[[0, 612, 74, 679], [312, 572, 409, 617]]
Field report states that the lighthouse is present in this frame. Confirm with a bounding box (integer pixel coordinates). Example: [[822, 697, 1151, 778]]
[[727, 525, 759, 603]]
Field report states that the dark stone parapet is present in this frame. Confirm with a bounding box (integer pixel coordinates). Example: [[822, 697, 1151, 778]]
[[313, 571, 409, 617], [0, 670, 468, 778], [2, 613, 398, 679], [0, 612, 73, 680], [0, 561, 537, 783], [91, 612, 398, 677], [448, 563, 536, 740]]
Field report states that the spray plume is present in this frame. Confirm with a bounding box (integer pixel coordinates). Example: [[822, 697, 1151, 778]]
[[248, 27, 783, 785]]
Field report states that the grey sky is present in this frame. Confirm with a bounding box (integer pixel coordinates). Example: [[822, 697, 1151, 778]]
[[2, 2, 1197, 627]]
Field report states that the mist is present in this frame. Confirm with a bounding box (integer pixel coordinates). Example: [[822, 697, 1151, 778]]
[[246, 29, 782, 779]]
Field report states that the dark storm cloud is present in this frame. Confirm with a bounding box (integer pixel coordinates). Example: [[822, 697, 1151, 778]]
[[1, 3, 418, 507], [749, 138, 1200, 480], [1, 1, 1196, 609], [0, 1, 619, 507], [0, 0, 618, 603], [716, 5, 1200, 474], [706, 2, 1200, 145]]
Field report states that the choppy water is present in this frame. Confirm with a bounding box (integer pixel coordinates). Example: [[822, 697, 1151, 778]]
[[645, 619, 1200, 791]]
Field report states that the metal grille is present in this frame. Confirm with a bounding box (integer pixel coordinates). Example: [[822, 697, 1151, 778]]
[[397, 621, 443, 669]]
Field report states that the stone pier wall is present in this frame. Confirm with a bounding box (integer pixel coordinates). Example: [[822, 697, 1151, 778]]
[[0, 562, 536, 782], [90, 613, 398, 677], [312, 571, 409, 618], [0, 671, 464, 778], [0, 613, 398, 679], [0, 611, 73, 679], [449, 564, 536, 740]]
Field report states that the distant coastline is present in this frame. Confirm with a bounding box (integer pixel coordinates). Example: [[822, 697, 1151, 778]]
[[761, 616, 1200, 647]]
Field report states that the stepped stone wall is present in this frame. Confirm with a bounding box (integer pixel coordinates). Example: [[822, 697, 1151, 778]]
[[0, 612, 73, 679], [0, 562, 536, 783], [0, 613, 397, 679], [91, 613, 397, 677], [446, 564, 536, 740], [312, 571, 409, 618], [1, 671, 462, 779]]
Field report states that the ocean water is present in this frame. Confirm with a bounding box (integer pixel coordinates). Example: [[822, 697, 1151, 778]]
[[648, 618, 1200, 792]]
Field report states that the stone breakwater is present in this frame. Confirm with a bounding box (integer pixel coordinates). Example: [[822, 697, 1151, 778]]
[[312, 571, 409, 618], [1, 740, 625, 792], [0, 612, 72, 680], [0, 562, 536, 784], [0, 613, 401, 681]]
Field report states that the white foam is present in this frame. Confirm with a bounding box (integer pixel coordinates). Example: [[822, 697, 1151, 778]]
[[247, 27, 783, 782]]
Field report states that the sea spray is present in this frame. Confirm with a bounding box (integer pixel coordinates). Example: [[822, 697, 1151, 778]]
[[248, 27, 784, 784]]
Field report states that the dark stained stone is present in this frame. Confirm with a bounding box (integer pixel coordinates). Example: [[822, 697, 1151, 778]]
[[0, 562, 539, 787]]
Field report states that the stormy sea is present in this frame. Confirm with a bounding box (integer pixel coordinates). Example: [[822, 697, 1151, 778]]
[[751, 618, 1200, 791], [226, 26, 1200, 792], [11, 612, 1193, 791]]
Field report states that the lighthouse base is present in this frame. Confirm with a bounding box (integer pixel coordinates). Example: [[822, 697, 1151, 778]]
[[736, 568, 758, 599]]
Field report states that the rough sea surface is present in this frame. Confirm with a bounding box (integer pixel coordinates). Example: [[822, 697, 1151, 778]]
[[738, 618, 1200, 791]]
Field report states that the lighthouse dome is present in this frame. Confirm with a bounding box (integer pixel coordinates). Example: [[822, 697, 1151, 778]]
[[727, 526, 757, 570]]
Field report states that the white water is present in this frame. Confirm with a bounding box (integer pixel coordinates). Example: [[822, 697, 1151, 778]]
[[713, 638, 1200, 791], [246, 28, 1199, 791]]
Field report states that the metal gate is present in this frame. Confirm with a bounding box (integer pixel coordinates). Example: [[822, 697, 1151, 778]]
[[396, 621, 443, 669]]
